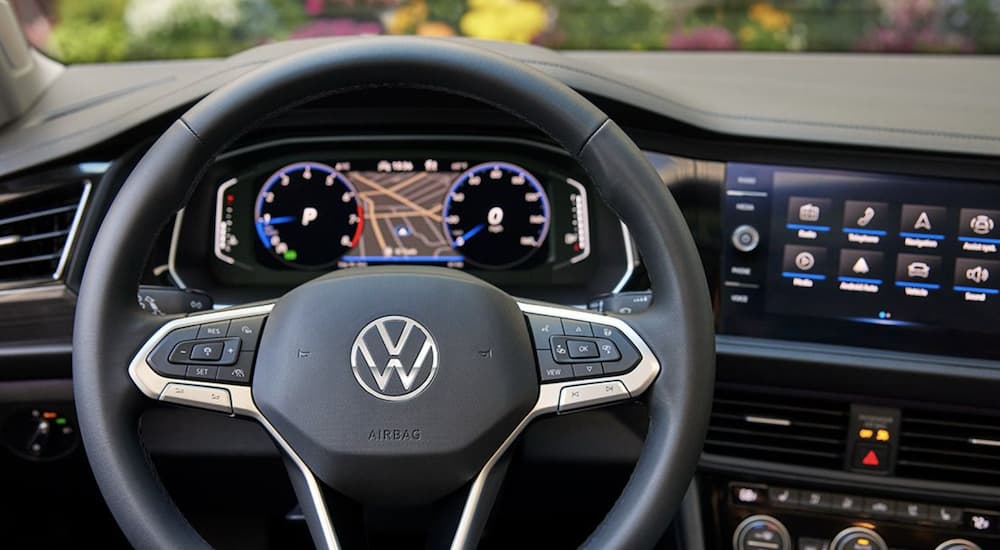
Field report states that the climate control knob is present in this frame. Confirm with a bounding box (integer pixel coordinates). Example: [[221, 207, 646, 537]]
[[831, 527, 887, 550], [732, 515, 791, 550], [935, 540, 982, 550]]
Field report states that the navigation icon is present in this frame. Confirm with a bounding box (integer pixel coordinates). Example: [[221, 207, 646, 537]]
[[901, 205, 946, 236], [914, 211, 932, 230]]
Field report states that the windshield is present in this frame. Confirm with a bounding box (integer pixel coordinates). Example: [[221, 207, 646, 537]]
[[13, 0, 1000, 63]]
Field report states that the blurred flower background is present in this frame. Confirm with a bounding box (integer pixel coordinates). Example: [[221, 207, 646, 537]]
[[11, 0, 1000, 63]]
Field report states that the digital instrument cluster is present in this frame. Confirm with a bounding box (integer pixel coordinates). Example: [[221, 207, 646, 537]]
[[177, 138, 620, 296], [217, 157, 587, 272]]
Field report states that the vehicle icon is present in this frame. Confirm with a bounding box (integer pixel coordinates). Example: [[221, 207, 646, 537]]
[[907, 262, 931, 278]]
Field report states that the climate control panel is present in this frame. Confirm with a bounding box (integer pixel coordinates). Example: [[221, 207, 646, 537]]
[[705, 475, 997, 550]]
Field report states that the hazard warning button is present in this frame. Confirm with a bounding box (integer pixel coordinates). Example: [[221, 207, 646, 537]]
[[852, 444, 890, 472]]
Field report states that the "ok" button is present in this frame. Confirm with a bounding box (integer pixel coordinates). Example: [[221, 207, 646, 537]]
[[567, 339, 600, 359]]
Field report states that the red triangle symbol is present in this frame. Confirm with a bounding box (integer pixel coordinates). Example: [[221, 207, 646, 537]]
[[862, 449, 880, 467]]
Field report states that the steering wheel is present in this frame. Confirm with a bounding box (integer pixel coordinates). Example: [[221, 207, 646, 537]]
[[73, 38, 714, 550]]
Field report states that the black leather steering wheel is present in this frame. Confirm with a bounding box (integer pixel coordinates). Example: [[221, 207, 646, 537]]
[[73, 38, 714, 550]]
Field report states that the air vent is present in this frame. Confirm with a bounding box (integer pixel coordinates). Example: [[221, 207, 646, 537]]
[[0, 178, 91, 285], [897, 408, 1000, 486], [705, 387, 850, 469]]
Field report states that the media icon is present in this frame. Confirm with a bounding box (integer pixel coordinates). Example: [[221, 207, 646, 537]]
[[799, 203, 820, 223], [795, 252, 816, 271]]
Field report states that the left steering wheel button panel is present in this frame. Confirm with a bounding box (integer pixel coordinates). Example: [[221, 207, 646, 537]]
[[159, 383, 233, 414], [148, 326, 199, 378]]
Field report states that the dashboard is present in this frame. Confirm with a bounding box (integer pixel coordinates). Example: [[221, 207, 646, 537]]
[[0, 38, 999, 550]]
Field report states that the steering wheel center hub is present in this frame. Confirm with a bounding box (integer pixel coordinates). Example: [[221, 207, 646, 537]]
[[252, 266, 538, 504]]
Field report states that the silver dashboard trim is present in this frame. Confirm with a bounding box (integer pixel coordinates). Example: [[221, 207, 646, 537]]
[[612, 221, 637, 294], [52, 180, 92, 281], [565, 177, 591, 264], [213, 178, 238, 265], [167, 209, 187, 289]]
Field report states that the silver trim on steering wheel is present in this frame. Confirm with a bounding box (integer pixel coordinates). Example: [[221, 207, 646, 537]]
[[126, 300, 659, 550]]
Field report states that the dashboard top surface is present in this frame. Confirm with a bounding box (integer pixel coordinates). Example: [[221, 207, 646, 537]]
[[2, 38, 999, 181]]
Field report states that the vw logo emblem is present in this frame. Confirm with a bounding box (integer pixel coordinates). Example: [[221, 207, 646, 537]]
[[351, 315, 439, 401]]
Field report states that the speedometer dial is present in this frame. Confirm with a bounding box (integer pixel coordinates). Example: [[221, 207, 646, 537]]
[[442, 162, 550, 269], [255, 162, 363, 268]]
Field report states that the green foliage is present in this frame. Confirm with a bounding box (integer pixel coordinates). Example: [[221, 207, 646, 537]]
[[547, 0, 668, 50], [33, 0, 1000, 62], [48, 0, 304, 62]]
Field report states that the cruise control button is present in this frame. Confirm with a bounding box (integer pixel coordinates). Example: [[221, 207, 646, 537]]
[[593, 324, 641, 374], [536, 351, 573, 382], [167, 341, 195, 364], [561, 319, 593, 337], [567, 339, 599, 359], [159, 382, 232, 414], [217, 352, 255, 385], [186, 365, 219, 381], [197, 321, 230, 339], [558, 381, 628, 412], [572, 363, 603, 378], [227, 316, 265, 351], [219, 338, 241, 365], [526, 314, 563, 349], [147, 326, 199, 378], [190, 341, 224, 361]]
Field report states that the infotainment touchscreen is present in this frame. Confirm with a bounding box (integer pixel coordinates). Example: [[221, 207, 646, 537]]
[[720, 163, 1000, 359]]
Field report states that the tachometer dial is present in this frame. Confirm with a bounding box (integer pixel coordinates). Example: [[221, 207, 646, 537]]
[[442, 162, 550, 269], [254, 162, 363, 268]]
